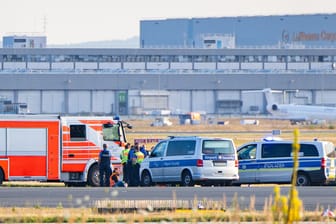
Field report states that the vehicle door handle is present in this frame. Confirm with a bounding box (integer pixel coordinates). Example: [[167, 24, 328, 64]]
[[69, 154, 75, 158]]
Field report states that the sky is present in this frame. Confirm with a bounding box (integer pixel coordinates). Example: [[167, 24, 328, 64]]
[[1, 0, 336, 45]]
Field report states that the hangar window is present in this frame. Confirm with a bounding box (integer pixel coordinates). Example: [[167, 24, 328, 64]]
[[125, 55, 145, 62], [3, 54, 25, 62], [171, 55, 192, 62], [74, 55, 98, 62], [240, 55, 262, 62], [317, 55, 333, 62], [277, 56, 286, 62], [194, 55, 216, 62], [218, 55, 237, 62], [267, 56, 277, 62], [287, 56, 308, 62], [52, 55, 73, 62], [14, 39, 26, 43], [99, 55, 113, 62], [147, 55, 169, 62], [28, 55, 49, 62]]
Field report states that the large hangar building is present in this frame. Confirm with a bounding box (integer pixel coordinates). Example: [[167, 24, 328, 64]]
[[140, 14, 336, 48], [0, 14, 336, 116]]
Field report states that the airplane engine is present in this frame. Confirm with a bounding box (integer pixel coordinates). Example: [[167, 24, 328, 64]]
[[267, 104, 278, 112], [272, 104, 278, 111]]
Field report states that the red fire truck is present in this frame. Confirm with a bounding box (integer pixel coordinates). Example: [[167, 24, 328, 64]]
[[0, 114, 131, 186]]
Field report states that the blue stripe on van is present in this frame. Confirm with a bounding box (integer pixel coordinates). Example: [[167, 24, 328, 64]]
[[149, 159, 198, 168], [239, 158, 322, 170]]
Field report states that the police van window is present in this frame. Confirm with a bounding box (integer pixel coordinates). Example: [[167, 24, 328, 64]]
[[300, 144, 319, 157], [150, 141, 167, 158], [166, 140, 196, 156], [70, 125, 86, 141], [262, 143, 292, 158], [238, 144, 257, 160], [202, 140, 234, 154], [102, 123, 120, 141]]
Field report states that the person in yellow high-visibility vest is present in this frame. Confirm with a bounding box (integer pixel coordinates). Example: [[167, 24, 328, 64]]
[[130, 144, 144, 186], [120, 143, 130, 184]]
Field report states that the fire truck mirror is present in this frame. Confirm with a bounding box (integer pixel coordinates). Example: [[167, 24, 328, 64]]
[[103, 123, 114, 128]]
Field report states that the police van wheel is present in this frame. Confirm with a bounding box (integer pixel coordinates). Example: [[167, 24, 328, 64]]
[[296, 173, 311, 186], [181, 170, 194, 186], [88, 164, 100, 187], [141, 170, 152, 187]]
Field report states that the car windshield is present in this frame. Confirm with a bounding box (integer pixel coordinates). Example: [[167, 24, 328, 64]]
[[202, 140, 234, 154]]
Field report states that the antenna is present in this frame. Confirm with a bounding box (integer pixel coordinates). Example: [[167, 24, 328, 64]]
[[43, 16, 47, 34]]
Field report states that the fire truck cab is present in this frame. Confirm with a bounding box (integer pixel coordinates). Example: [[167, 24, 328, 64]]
[[0, 114, 131, 186]]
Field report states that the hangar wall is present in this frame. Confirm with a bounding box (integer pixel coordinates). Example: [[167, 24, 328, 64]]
[[0, 74, 336, 114]]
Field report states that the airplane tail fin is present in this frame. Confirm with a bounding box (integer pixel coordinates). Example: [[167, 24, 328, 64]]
[[262, 88, 277, 106], [243, 88, 283, 114], [243, 88, 279, 106]]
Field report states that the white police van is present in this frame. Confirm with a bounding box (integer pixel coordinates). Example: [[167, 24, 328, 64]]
[[235, 139, 336, 186], [140, 136, 239, 186]]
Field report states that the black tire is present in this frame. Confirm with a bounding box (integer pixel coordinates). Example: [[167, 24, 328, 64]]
[[65, 182, 87, 187], [87, 164, 100, 187], [225, 180, 233, 186], [181, 170, 194, 186], [0, 169, 4, 185], [296, 172, 311, 186], [141, 170, 152, 187]]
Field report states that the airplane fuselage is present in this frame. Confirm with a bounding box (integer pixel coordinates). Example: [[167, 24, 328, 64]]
[[267, 104, 336, 121]]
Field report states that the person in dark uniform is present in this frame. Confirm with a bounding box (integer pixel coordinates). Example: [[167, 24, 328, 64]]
[[127, 144, 136, 186], [129, 144, 144, 186], [98, 143, 112, 187]]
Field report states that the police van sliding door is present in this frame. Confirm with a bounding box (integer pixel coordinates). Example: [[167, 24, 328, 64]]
[[258, 144, 291, 183], [6, 128, 48, 180]]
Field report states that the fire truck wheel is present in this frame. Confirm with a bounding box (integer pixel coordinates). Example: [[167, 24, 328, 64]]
[[88, 164, 100, 187], [65, 182, 86, 187], [0, 169, 3, 185]]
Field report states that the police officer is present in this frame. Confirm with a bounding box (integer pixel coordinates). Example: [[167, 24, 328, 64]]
[[132, 144, 145, 186], [127, 144, 136, 186], [98, 143, 112, 187], [140, 144, 148, 158], [120, 143, 130, 184]]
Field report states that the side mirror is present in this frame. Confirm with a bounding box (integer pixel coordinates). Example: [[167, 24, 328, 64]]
[[103, 123, 114, 128]]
